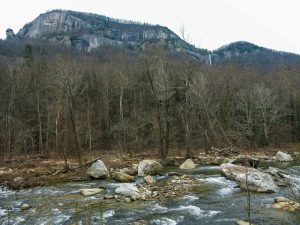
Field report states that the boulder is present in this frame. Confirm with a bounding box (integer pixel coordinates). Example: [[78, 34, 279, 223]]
[[120, 168, 137, 176], [113, 172, 135, 182], [138, 160, 163, 177], [80, 188, 104, 196], [220, 163, 278, 193], [276, 151, 293, 162], [115, 183, 140, 198], [144, 175, 155, 185], [87, 160, 108, 178], [272, 197, 300, 212], [180, 159, 196, 169]]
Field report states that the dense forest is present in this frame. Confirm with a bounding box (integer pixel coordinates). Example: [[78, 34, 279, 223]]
[[0, 40, 300, 165]]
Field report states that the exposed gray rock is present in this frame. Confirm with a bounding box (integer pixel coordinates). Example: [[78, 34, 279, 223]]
[[179, 159, 196, 170], [115, 183, 140, 198], [87, 160, 108, 178], [10, 10, 206, 59], [138, 160, 163, 177], [6, 29, 17, 40], [276, 151, 293, 162], [221, 163, 278, 193]]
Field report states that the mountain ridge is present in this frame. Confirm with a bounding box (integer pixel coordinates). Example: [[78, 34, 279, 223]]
[[4, 9, 300, 66]]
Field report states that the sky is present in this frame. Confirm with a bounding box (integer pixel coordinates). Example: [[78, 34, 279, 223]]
[[1, 0, 300, 54]]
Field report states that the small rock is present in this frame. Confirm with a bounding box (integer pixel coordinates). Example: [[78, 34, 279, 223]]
[[13, 177, 23, 182], [236, 220, 255, 225], [125, 197, 131, 203], [180, 159, 196, 170], [104, 194, 114, 199], [276, 151, 293, 162], [21, 204, 31, 210], [80, 188, 103, 196], [144, 175, 155, 185], [58, 203, 64, 207]]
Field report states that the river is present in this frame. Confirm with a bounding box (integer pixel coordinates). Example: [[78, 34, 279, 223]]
[[0, 159, 300, 225]]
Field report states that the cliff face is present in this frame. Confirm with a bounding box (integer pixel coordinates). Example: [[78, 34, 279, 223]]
[[5, 10, 300, 67], [12, 10, 206, 58]]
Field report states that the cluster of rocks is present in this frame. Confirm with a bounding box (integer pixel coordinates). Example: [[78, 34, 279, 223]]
[[272, 196, 300, 212]]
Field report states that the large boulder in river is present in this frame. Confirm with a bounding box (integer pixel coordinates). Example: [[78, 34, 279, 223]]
[[276, 151, 293, 162], [113, 172, 135, 182], [220, 163, 278, 193], [180, 159, 196, 170], [115, 183, 140, 198], [138, 160, 163, 177], [87, 160, 108, 178]]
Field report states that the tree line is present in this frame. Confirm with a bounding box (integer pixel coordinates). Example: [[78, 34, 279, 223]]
[[0, 43, 300, 165]]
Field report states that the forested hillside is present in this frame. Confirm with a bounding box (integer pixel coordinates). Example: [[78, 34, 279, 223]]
[[0, 39, 300, 163]]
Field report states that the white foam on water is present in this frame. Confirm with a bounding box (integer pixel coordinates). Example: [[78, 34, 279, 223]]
[[181, 195, 199, 202], [0, 208, 7, 216], [103, 210, 115, 218], [174, 205, 221, 218], [152, 203, 168, 211], [198, 176, 238, 195], [152, 217, 177, 225]]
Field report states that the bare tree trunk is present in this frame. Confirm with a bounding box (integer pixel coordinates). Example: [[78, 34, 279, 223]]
[[68, 96, 82, 167]]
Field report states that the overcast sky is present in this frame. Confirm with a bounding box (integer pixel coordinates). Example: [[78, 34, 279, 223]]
[[1, 0, 300, 54]]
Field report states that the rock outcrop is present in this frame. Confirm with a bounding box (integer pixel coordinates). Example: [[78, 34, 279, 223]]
[[220, 163, 278, 193], [10, 10, 206, 58], [87, 160, 108, 178]]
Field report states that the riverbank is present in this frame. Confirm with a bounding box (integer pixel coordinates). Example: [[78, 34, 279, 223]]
[[0, 146, 299, 190]]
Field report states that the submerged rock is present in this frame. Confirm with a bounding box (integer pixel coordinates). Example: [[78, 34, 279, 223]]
[[276, 151, 293, 162], [113, 172, 135, 182], [272, 197, 300, 211], [87, 160, 108, 178], [80, 188, 104, 196], [138, 160, 163, 177], [220, 163, 278, 193], [180, 159, 196, 170], [115, 183, 140, 198]]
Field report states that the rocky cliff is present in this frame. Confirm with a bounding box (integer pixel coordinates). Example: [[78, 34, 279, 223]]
[[8, 10, 207, 58]]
